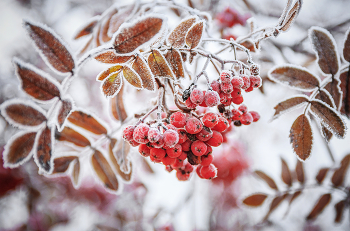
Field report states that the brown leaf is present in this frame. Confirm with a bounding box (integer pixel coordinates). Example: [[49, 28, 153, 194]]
[[165, 49, 185, 79], [4, 132, 36, 167], [284, 191, 302, 217], [268, 65, 320, 91], [111, 139, 131, 173], [306, 193, 331, 220], [14, 58, 60, 101], [57, 99, 72, 130], [273, 96, 309, 119], [95, 51, 133, 64], [309, 27, 339, 75], [325, 79, 342, 110], [68, 110, 107, 135], [102, 72, 123, 97], [131, 55, 155, 91], [74, 17, 99, 39], [309, 100, 345, 138], [316, 168, 329, 184], [255, 170, 278, 190], [1, 101, 46, 128], [289, 114, 313, 161], [55, 127, 91, 147], [111, 85, 127, 122], [91, 150, 119, 191], [148, 49, 175, 79], [185, 21, 204, 49], [263, 194, 288, 221], [109, 139, 132, 182], [331, 154, 350, 187], [343, 28, 350, 62], [280, 0, 301, 32], [281, 158, 292, 187], [334, 200, 346, 223], [242, 194, 268, 207], [123, 65, 142, 88], [321, 124, 333, 142], [35, 126, 53, 172], [167, 17, 196, 48], [315, 89, 335, 108], [72, 159, 80, 187], [114, 16, 164, 54], [52, 156, 77, 173], [181, 52, 187, 62], [295, 160, 305, 184], [240, 40, 256, 52], [99, 9, 117, 43], [108, 4, 137, 37], [24, 21, 75, 73], [339, 70, 350, 118], [97, 65, 123, 82]]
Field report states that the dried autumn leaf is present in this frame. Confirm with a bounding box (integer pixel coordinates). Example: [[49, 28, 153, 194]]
[[111, 139, 131, 173], [331, 154, 350, 187], [72, 159, 80, 187], [309, 100, 346, 138], [167, 17, 196, 48], [339, 70, 350, 118], [35, 126, 53, 173], [306, 193, 331, 220], [185, 21, 204, 49], [343, 28, 350, 62], [315, 89, 335, 109], [295, 160, 305, 184], [281, 158, 292, 187], [24, 21, 75, 74], [111, 85, 128, 122], [148, 49, 175, 80], [109, 139, 132, 182], [123, 65, 142, 88], [97, 65, 123, 82], [74, 16, 99, 39], [255, 170, 278, 190], [108, 3, 137, 37], [316, 168, 329, 184], [165, 49, 185, 79], [279, 0, 301, 32], [334, 200, 346, 223], [325, 79, 342, 110], [14, 58, 60, 101], [309, 27, 339, 75], [321, 124, 333, 142], [68, 110, 107, 135], [268, 65, 320, 91], [52, 156, 77, 174], [3, 132, 36, 167], [289, 114, 313, 161], [95, 51, 133, 64], [91, 150, 119, 191], [55, 127, 91, 147], [102, 72, 123, 97], [240, 40, 256, 52], [113, 16, 165, 54], [1, 100, 46, 129], [263, 194, 288, 221], [131, 56, 155, 91], [57, 99, 73, 130], [272, 96, 309, 120], [242, 194, 268, 207]]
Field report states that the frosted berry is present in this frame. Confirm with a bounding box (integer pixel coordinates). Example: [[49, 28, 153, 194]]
[[170, 112, 187, 128], [231, 109, 243, 120], [148, 127, 161, 143], [202, 112, 219, 128], [129, 140, 140, 147], [138, 143, 150, 157], [206, 131, 223, 147], [200, 164, 217, 179], [150, 148, 166, 162], [250, 75, 262, 88], [133, 123, 150, 144], [220, 82, 233, 94], [201, 154, 213, 166], [199, 91, 207, 107], [181, 140, 192, 152], [219, 92, 232, 106], [191, 140, 207, 156], [177, 129, 188, 144], [240, 112, 253, 125], [185, 117, 203, 134], [178, 152, 188, 161], [190, 88, 204, 104], [166, 124, 177, 131], [166, 144, 182, 158], [185, 98, 197, 109], [212, 117, 229, 132], [162, 156, 176, 166], [183, 163, 194, 173], [163, 129, 179, 148], [220, 71, 232, 83], [250, 111, 260, 122], [245, 85, 254, 92], [204, 90, 220, 107], [231, 95, 244, 105], [210, 80, 220, 93], [238, 104, 248, 114], [176, 170, 190, 181], [204, 145, 212, 155], [151, 135, 164, 148], [196, 127, 213, 142], [241, 74, 250, 90], [231, 88, 241, 98], [196, 165, 204, 178], [172, 158, 184, 169], [231, 76, 244, 89], [123, 125, 135, 141]]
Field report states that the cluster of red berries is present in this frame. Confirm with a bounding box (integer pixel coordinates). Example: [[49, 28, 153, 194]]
[[216, 7, 250, 28]]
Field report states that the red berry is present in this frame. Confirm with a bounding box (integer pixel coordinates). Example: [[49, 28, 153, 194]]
[[148, 128, 161, 143], [238, 104, 248, 114], [123, 125, 135, 141], [177, 129, 188, 144], [150, 148, 166, 162], [183, 163, 194, 173], [202, 112, 219, 128], [210, 80, 220, 93], [176, 170, 190, 181], [129, 140, 140, 147], [250, 111, 260, 122], [151, 135, 164, 148], [181, 140, 192, 152], [241, 74, 250, 90], [185, 117, 203, 134], [220, 71, 232, 83], [212, 117, 229, 132], [231, 109, 243, 120], [204, 145, 212, 155], [199, 91, 207, 107], [231, 76, 244, 89], [185, 98, 197, 109], [245, 85, 254, 92], [200, 164, 217, 179], [191, 140, 207, 156], [206, 131, 223, 147], [171, 158, 184, 169], [196, 165, 204, 178], [250, 75, 262, 88], [163, 129, 179, 148], [240, 112, 253, 125], [138, 143, 150, 157], [166, 124, 177, 131], [196, 127, 213, 142], [166, 144, 182, 158], [170, 112, 187, 128], [201, 154, 213, 166], [220, 82, 233, 94], [231, 88, 241, 98], [204, 90, 220, 107], [190, 88, 204, 104], [162, 156, 176, 166], [178, 152, 188, 160], [231, 95, 244, 105], [219, 92, 232, 106], [133, 123, 150, 144]]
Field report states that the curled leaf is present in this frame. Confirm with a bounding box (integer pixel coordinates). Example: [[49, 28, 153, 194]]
[[289, 114, 313, 161], [148, 49, 175, 79], [102, 72, 123, 97], [334, 200, 346, 223], [35, 126, 53, 173], [331, 154, 350, 187], [111, 85, 127, 122], [68, 110, 107, 135], [315, 89, 335, 109], [167, 17, 196, 48], [272, 96, 309, 120], [279, 0, 301, 32], [316, 168, 329, 184], [24, 20, 75, 74], [55, 127, 91, 147], [325, 79, 342, 110], [339, 70, 350, 118], [255, 170, 278, 190], [242, 194, 268, 207], [306, 193, 331, 220], [52, 156, 77, 174], [185, 21, 204, 49], [57, 99, 73, 131], [95, 51, 133, 64], [281, 158, 292, 187], [268, 65, 320, 91], [132, 55, 155, 91], [309, 27, 339, 75], [74, 16, 99, 39], [165, 49, 185, 79]]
